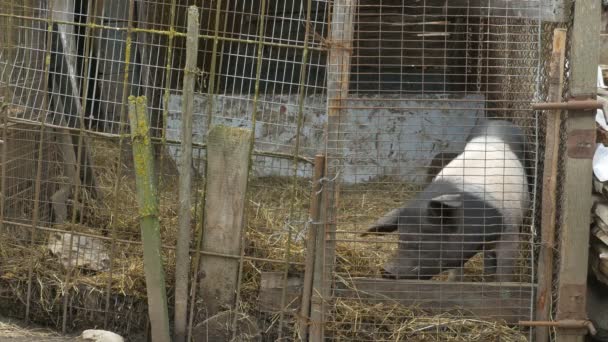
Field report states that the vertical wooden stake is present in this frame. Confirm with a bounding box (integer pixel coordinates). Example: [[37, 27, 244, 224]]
[[310, 1, 356, 341], [128, 96, 171, 342], [556, 1, 600, 342], [535, 28, 567, 342], [299, 155, 325, 340], [199, 125, 252, 315], [174, 6, 199, 342]]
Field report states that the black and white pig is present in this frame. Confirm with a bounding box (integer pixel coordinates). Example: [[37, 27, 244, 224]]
[[364, 119, 532, 282]]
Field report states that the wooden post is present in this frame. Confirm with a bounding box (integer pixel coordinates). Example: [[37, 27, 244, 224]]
[[174, 6, 199, 342], [199, 125, 252, 316], [299, 155, 325, 340], [127, 96, 171, 342], [556, 1, 600, 342], [535, 28, 567, 342], [310, 1, 355, 341]]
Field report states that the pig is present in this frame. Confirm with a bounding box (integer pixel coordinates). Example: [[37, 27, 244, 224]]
[[424, 151, 460, 185], [364, 119, 531, 282]]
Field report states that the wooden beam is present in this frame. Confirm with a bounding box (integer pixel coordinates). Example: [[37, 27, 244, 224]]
[[311, 0, 356, 341], [569, 2, 601, 98], [333, 278, 533, 324], [198, 125, 252, 316], [174, 6, 199, 342], [463, 0, 570, 23], [535, 28, 567, 342], [356, 0, 569, 22], [556, 1, 600, 341]]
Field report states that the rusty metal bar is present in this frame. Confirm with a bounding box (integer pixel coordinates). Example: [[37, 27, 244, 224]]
[[519, 320, 597, 336], [532, 99, 602, 111]]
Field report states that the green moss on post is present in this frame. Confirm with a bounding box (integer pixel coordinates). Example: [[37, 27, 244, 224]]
[[128, 96, 171, 342]]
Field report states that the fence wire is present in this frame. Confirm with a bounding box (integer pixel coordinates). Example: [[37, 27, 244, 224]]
[[0, 1, 327, 340], [321, 1, 547, 341]]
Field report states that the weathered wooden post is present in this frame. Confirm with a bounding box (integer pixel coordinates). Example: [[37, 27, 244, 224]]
[[127, 96, 171, 342], [174, 6, 199, 342], [198, 125, 252, 315], [310, 0, 355, 341], [535, 28, 567, 342], [299, 155, 325, 340], [555, 1, 600, 342]]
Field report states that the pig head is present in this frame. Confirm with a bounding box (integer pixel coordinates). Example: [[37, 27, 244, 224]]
[[364, 181, 509, 281]]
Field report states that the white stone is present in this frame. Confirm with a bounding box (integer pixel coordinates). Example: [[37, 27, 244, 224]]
[[81, 329, 124, 342]]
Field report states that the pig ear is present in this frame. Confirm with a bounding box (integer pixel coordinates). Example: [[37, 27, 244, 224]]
[[428, 194, 462, 223], [361, 208, 400, 236]]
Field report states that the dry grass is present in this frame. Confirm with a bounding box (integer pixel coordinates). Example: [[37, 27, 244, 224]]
[[327, 299, 528, 341], [0, 137, 530, 340], [0, 317, 75, 341]]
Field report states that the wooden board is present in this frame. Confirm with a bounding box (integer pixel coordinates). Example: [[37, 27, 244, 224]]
[[310, 1, 356, 341], [357, 0, 569, 22], [174, 7, 199, 342], [259, 272, 303, 314], [199, 125, 252, 316], [555, 2, 600, 341], [334, 278, 534, 324], [535, 27, 567, 342]]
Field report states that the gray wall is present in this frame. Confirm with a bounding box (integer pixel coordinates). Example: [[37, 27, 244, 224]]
[[166, 93, 484, 184]]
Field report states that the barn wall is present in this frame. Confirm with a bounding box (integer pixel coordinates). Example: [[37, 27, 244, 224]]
[[166, 93, 484, 183]]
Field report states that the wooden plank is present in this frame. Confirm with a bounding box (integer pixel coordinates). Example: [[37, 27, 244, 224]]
[[310, 0, 356, 341], [555, 117, 597, 342], [174, 6, 199, 342], [259, 272, 304, 313], [334, 278, 534, 324], [535, 28, 567, 342], [569, 1, 601, 97], [556, 2, 600, 341], [456, 0, 567, 22], [127, 96, 171, 342], [356, 0, 568, 22], [198, 125, 252, 316]]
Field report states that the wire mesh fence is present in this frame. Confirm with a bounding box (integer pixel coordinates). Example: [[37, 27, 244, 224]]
[[320, 1, 549, 341], [0, 0, 575, 341]]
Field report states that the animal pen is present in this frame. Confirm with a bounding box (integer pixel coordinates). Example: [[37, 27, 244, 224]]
[[0, 0, 601, 341]]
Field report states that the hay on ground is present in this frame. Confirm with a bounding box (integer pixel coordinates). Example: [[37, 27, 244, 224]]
[[0, 137, 530, 339]]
